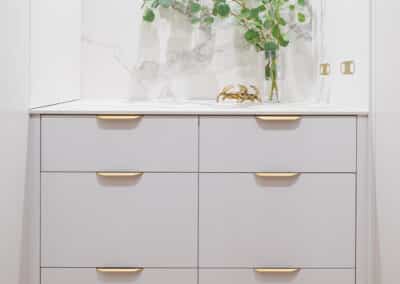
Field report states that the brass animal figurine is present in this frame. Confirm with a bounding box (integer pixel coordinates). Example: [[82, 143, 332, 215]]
[[217, 84, 262, 103]]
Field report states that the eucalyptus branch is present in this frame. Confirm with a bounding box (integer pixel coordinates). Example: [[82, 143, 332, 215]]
[[142, 0, 310, 102]]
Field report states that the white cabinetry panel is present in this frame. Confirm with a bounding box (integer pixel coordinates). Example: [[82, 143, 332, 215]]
[[200, 116, 356, 172], [199, 173, 355, 267], [41, 173, 197, 267], [42, 268, 196, 284], [41, 116, 198, 172], [200, 269, 354, 284]]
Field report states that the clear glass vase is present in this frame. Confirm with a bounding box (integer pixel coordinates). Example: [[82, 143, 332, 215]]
[[264, 50, 282, 103]]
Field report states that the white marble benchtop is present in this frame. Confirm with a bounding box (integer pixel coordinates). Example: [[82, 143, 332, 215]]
[[30, 99, 369, 116]]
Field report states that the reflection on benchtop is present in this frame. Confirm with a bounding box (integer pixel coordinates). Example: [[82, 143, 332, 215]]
[[30, 99, 369, 115]]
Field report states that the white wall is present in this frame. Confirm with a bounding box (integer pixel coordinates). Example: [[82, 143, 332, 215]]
[[374, 0, 400, 283], [30, 0, 81, 107], [325, 0, 370, 108], [0, 0, 30, 283]]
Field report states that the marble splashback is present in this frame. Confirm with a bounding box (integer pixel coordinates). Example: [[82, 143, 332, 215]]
[[81, 0, 324, 103]]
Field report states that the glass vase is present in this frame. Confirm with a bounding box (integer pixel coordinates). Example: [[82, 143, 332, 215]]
[[264, 50, 283, 103]]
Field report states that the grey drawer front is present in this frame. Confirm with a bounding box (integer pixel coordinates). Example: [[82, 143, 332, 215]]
[[199, 173, 355, 267], [41, 116, 198, 172], [42, 268, 197, 284], [200, 116, 356, 172], [41, 173, 197, 267], [200, 269, 354, 284]]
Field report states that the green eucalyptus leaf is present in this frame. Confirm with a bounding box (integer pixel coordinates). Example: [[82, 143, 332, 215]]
[[244, 29, 260, 44], [272, 25, 281, 39], [249, 8, 260, 20], [203, 16, 214, 25], [143, 8, 155, 22], [264, 19, 273, 29], [297, 12, 306, 23], [191, 2, 201, 13], [216, 3, 230, 17], [240, 7, 250, 18], [278, 17, 287, 26], [279, 35, 289, 47], [212, 6, 218, 16]]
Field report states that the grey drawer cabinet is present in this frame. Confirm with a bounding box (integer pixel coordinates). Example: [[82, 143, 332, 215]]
[[28, 114, 367, 284]]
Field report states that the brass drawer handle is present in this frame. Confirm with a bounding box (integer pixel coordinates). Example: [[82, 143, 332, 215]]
[[96, 267, 144, 273], [256, 173, 299, 178], [256, 116, 301, 122], [96, 172, 144, 177], [96, 115, 143, 121], [255, 268, 300, 273]]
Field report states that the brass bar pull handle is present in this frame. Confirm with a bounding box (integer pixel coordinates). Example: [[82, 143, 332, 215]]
[[96, 115, 143, 121], [255, 268, 300, 273], [96, 172, 144, 178], [256, 116, 301, 122], [96, 267, 144, 273], [256, 173, 300, 178]]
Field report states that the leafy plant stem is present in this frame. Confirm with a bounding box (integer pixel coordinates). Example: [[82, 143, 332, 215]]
[[141, 0, 309, 103], [267, 56, 278, 101]]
